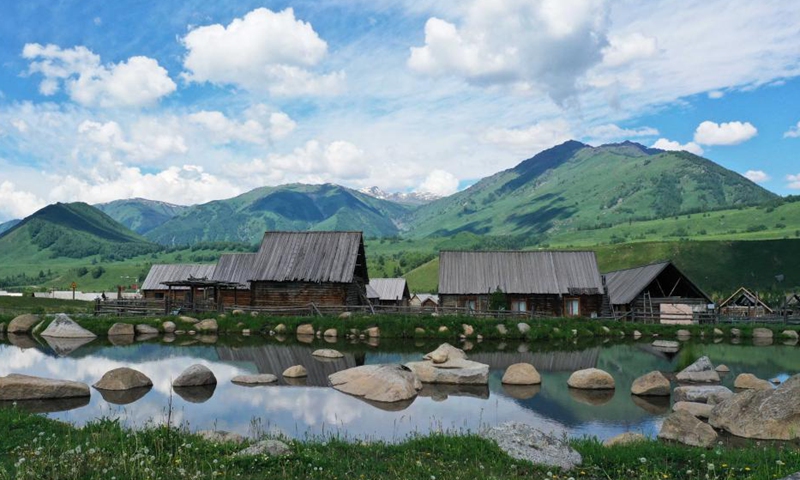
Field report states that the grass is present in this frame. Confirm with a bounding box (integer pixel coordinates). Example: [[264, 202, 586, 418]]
[[0, 296, 93, 317], [0, 407, 797, 480]]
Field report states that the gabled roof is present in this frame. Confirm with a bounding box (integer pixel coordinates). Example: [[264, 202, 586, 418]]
[[368, 278, 409, 301], [249, 231, 367, 283], [141, 264, 216, 291], [212, 253, 256, 289], [720, 287, 774, 312], [603, 261, 710, 305], [412, 293, 439, 305], [439, 250, 604, 295], [366, 284, 379, 300]]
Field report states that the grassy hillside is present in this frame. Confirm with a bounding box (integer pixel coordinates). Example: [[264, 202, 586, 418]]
[[145, 183, 413, 244], [95, 198, 189, 234], [0, 219, 20, 235]]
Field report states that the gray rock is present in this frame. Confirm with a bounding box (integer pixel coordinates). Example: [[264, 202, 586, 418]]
[[329, 364, 421, 403], [232, 374, 278, 385], [323, 328, 337, 338], [365, 326, 380, 338], [162, 321, 176, 334], [236, 439, 291, 457], [778, 473, 800, 480], [631, 371, 671, 396], [502, 363, 541, 385], [731, 328, 742, 337], [480, 422, 581, 470], [196, 319, 218, 333], [673, 401, 713, 419], [423, 343, 467, 363], [713, 328, 724, 336], [782, 330, 799, 339], [406, 358, 489, 385], [517, 323, 531, 334], [135, 324, 159, 335], [604, 432, 646, 447], [40, 314, 96, 339], [0, 374, 90, 400], [93, 367, 153, 391], [674, 385, 733, 403], [8, 314, 41, 334], [706, 389, 735, 406], [296, 324, 314, 336], [172, 364, 217, 387], [676, 329, 691, 337], [179, 316, 199, 324], [108, 323, 134, 336], [752, 327, 773, 339], [312, 349, 344, 359], [652, 340, 680, 353], [198, 430, 245, 444], [658, 410, 718, 447], [567, 368, 615, 390], [283, 365, 307, 378], [715, 364, 730, 373], [496, 324, 508, 335], [676, 356, 720, 383], [734, 373, 773, 390]]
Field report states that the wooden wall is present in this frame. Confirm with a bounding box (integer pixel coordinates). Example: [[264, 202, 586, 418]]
[[440, 294, 603, 317], [250, 281, 366, 307]]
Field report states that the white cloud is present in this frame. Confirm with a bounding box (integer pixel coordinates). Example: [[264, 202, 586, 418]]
[[693, 120, 757, 145], [181, 8, 344, 96], [417, 169, 459, 196], [0, 181, 46, 219], [408, 0, 610, 103], [784, 121, 800, 138], [23, 43, 176, 108], [787, 174, 800, 190], [11, 119, 29, 133], [78, 119, 187, 162], [269, 112, 297, 140], [651, 138, 704, 156], [585, 123, 658, 142], [187, 111, 268, 145], [708, 90, 724, 99], [481, 119, 574, 154], [743, 170, 770, 183], [601, 32, 658, 67]]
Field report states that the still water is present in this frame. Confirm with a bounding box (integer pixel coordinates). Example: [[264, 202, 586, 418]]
[[1, 333, 797, 441]]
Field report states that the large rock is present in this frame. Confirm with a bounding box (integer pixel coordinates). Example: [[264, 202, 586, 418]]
[[713, 328, 724, 336], [297, 324, 314, 336], [517, 323, 530, 335], [108, 323, 134, 336], [235, 439, 292, 457], [0, 374, 90, 400], [783, 330, 799, 339], [8, 314, 41, 334], [462, 324, 474, 336], [135, 324, 159, 335], [502, 363, 541, 385], [675, 356, 720, 383], [312, 349, 344, 359], [231, 374, 278, 385], [673, 401, 713, 419], [658, 410, 718, 448], [93, 368, 153, 391], [652, 340, 680, 353], [162, 321, 176, 334], [631, 371, 671, 396], [480, 422, 581, 470], [40, 314, 96, 339], [365, 326, 380, 338], [196, 319, 218, 333], [734, 373, 773, 390], [283, 365, 307, 378], [752, 328, 773, 339], [604, 432, 646, 447], [567, 368, 615, 390], [674, 385, 732, 403], [423, 343, 467, 363], [496, 324, 508, 335], [323, 328, 337, 338], [172, 364, 217, 387], [179, 316, 199, 324], [406, 359, 489, 385], [329, 364, 422, 403], [709, 374, 800, 440]]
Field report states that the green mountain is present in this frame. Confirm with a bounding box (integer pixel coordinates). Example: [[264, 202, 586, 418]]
[[0, 219, 20, 235], [145, 183, 413, 245], [0, 202, 159, 262], [95, 198, 190, 235], [405, 141, 777, 238]]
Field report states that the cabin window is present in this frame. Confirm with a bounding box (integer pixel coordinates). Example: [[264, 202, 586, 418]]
[[467, 300, 477, 311], [155, 292, 164, 300], [565, 298, 580, 317], [511, 300, 527, 312]]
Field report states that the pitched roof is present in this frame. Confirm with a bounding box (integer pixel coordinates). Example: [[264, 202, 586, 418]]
[[249, 231, 367, 283], [366, 284, 379, 300], [141, 264, 216, 291], [368, 278, 409, 301], [438, 250, 604, 295], [603, 261, 671, 305], [413, 293, 439, 305], [212, 253, 256, 289], [720, 287, 773, 312]]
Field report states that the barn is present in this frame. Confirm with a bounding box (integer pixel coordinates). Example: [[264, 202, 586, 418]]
[[140, 264, 217, 302], [438, 250, 606, 317], [367, 278, 411, 306]]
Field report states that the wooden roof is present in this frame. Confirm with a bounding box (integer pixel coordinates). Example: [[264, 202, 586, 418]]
[[212, 253, 256, 289], [604, 261, 710, 305], [720, 287, 774, 312], [249, 231, 367, 284], [368, 278, 409, 301], [438, 250, 604, 295], [141, 264, 216, 291]]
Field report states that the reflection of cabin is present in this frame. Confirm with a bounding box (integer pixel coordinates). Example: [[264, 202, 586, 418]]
[[410, 293, 439, 309], [211, 253, 256, 307], [438, 250, 605, 317], [248, 231, 369, 307], [719, 287, 773, 317], [367, 278, 410, 306], [603, 261, 712, 324], [141, 264, 216, 301]]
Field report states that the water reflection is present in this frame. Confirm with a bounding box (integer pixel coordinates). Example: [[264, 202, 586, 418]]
[[96, 386, 152, 405]]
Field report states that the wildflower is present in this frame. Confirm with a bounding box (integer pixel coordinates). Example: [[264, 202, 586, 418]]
[[686, 470, 693, 475], [707, 463, 715, 470], [639, 457, 647, 464], [777, 460, 785, 466], [745, 467, 751, 471]]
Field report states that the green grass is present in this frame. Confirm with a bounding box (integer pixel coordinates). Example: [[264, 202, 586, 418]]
[[0, 296, 93, 317]]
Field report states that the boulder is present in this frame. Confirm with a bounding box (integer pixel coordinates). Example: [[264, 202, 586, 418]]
[[631, 371, 671, 396], [93, 367, 153, 391], [242, 329, 251, 336], [162, 321, 176, 334], [231, 374, 278, 385], [502, 363, 541, 385], [676, 329, 691, 337], [0, 374, 90, 400], [172, 364, 217, 387], [709, 374, 800, 440], [675, 356, 720, 383], [178, 316, 199, 324], [517, 323, 530, 335], [339, 312, 352, 319], [480, 422, 581, 470], [231, 309, 245, 316], [782, 330, 799, 339], [674, 385, 733, 403], [632, 330, 642, 339], [198, 430, 245, 445], [673, 401, 713, 419], [706, 389, 735, 406], [323, 328, 337, 338], [40, 314, 96, 339], [235, 439, 291, 457], [406, 359, 489, 385], [423, 343, 467, 363], [752, 328, 773, 339], [496, 324, 508, 335], [601, 326, 611, 335], [604, 432, 646, 447], [652, 340, 680, 353], [8, 314, 41, 334], [414, 327, 425, 335], [567, 368, 615, 390], [135, 324, 159, 335], [658, 410, 718, 448], [366, 326, 380, 338], [107, 323, 135, 336], [437, 326, 449, 333], [297, 324, 315, 336], [283, 365, 307, 378], [462, 324, 474, 336], [715, 364, 730, 373], [731, 328, 742, 337], [713, 328, 724, 336], [196, 319, 218, 333], [274, 324, 287, 334], [329, 364, 422, 403], [734, 373, 773, 390], [312, 349, 344, 359]]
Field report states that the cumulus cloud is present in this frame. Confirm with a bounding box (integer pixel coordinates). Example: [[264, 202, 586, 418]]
[[11, 119, 29, 133], [651, 138, 704, 156], [694, 120, 757, 145], [181, 8, 344, 95], [408, 0, 609, 103], [0, 181, 46, 219], [585, 123, 658, 143], [417, 169, 459, 196], [784, 121, 800, 138], [743, 170, 770, 183], [481, 119, 574, 154], [601, 33, 658, 67], [187, 111, 268, 145], [708, 90, 724, 99], [788, 174, 800, 190], [22, 43, 176, 107], [78, 119, 187, 162]]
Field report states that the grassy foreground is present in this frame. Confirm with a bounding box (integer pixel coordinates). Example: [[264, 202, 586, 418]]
[[0, 408, 797, 480]]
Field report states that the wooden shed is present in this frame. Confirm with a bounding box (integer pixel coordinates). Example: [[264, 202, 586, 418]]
[[603, 261, 712, 324], [248, 231, 369, 307], [211, 253, 256, 307], [367, 278, 411, 306], [438, 250, 606, 317], [410, 293, 439, 309], [141, 264, 216, 302], [719, 287, 773, 317]]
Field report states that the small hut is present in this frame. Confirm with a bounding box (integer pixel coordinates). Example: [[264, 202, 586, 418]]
[[141, 264, 216, 302], [367, 278, 411, 306], [719, 287, 773, 317], [410, 293, 439, 309]]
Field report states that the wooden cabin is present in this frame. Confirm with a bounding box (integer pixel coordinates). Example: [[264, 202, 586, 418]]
[[211, 253, 256, 307], [367, 278, 411, 306], [410, 293, 439, 309], [248, 231, 369, 307], [603, 261, 713, 324], [783, 293, 800, 316], [438, 250, 605, 317], [140, 264, 216, 302], [719, 287, 773, 317]]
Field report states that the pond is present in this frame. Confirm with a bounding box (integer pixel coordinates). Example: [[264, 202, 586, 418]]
[[0, 333, 797, 442]]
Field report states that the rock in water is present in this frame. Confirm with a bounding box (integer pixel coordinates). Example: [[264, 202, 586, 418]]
[[406, 358, 489, 385], [0, 374, 90, 400], [172, 364, 217, 387], [423, 343, 467, 362], [135, 324, 159, 335], [676, 356, 720, 383], [8, 314, 41, 334], [40, 314, 96, 339], [296, 324, 314, 336], [631, 371, 671, 396], [502, 363, 541, 385], [752, 328, 773, 339], [709, 373, 800, 440], [734, 373, 773, 390], [283, 365, 307, 378], [673, 401, 713, 419], [329, 364, 422, 403], [231, 374, 278, 385], [93, 368, 153, 391], [162, 321, 176, 334], [567, 368, 615, 390], [196, 319, 218, 333], [674, 385, 732, 403], [604, 432, 646, 447], [108, 323, 134, 336], [312, 349, 344, 359], [658, 410, 718, 447], [480, 422, 581, 470]]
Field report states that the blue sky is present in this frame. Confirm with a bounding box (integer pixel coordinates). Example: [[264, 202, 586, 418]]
[[0, 0, 799, 221]]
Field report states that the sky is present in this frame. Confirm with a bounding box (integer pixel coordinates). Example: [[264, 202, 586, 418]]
[[0, 0, 799, 222]]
